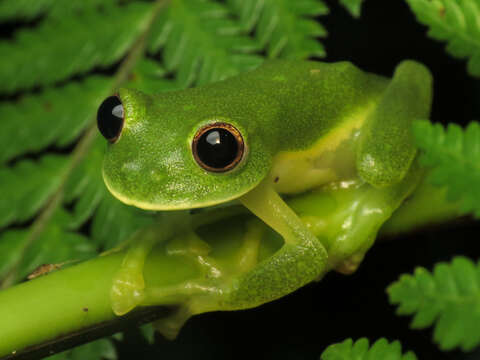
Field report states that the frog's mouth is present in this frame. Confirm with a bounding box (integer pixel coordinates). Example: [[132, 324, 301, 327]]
[[102, 168, 260, 212]]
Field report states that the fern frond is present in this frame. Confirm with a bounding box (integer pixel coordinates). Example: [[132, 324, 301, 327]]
[[256, 0, 328, 59], [321, 338, 417, 360], [412, 120, 480, 217], [148, 0, 263, 87], [64, 138, 106, 230], [0, 155, 68, 228], [0, 2, 153, 93], [65, 138, 154, 250], [339, 0, 365, 18], [91, 193, 155, 250], [126, 58, 181, 94], [406, 0, 480, 76], [226, 0, 265, 32], [0, 209, 96, 282], [0, 76, 112, 163], [388, 257, 480, 351], [0, 0, 118, 22]]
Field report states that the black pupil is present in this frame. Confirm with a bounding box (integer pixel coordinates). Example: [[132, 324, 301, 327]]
[[197, 128, 239, 169], [97, 96, 124, 142]]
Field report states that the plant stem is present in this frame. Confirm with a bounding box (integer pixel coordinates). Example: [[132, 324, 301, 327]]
[[0, 245, 198, 359]]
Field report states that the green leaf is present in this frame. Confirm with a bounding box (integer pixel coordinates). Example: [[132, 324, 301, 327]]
[[0, 0, 119, 21], [126, 58, 181, 94], [0, 155, 68, 228], [46, 338, 116, 360], [226, 0, 265, 32], [256, 0, 328, 59], [339, 0, 365, 18], [148, 0, 264, 87], [0, 76, 112, 164], [412, 120, 480, 218], [64, 137, 155, 250], [91, 192, 155, 251], [0, 210, 96, 282], [406, 0, 480, 76], [0, 2, 153, 93], [388, 257, 480, 351], [321, 338, 417, 360]]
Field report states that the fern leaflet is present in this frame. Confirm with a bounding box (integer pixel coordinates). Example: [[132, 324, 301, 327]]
[[339, 0, 365, 18], [230, 0, 328, 59], [406, 0, 480, 76], [0, 0, 119, 22], [148, 0, 263, 87], [0, 209, 96, 282], [66, 138, 155, 250], [412, 120, 480, 217], [226, 0, 265, 32], [0, 76, 112, 163], [0, 155, 68, 228], [388, 257, 480, 351], [0, 2, 153, 93], [321, 338, 417, 360]]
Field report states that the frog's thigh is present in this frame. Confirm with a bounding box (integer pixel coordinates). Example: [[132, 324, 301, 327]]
[[357, 60, 432, 187], [328, 162, 422, 273]]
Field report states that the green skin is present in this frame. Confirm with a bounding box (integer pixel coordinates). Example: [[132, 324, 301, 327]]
[[102, 60, 432, 338]]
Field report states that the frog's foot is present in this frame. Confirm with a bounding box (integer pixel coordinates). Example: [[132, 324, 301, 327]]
[[110, 212, 192, 316], [141, 279, 227, 319], [111, 267, 145, 316], [136, 225, 263, 339], [334, 252, 365, 275], [153, 306, 192, 340]]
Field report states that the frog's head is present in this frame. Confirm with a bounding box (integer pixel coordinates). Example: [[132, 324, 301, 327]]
[[97, 88, 272, 210]]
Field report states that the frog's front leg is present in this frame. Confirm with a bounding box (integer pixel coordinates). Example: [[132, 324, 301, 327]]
[[140, 180, 328, 317], [111, 212, 189, 315]]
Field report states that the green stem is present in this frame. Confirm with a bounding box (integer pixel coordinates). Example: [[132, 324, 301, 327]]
[[0, 245, 199, 358]]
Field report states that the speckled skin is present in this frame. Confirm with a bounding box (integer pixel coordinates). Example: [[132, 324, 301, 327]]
[[101, 60, 433, 325], [102, 60, 432, 210]]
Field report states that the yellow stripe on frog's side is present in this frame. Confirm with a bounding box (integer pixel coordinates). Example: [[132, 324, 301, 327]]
[[270, 101, 378, 194]]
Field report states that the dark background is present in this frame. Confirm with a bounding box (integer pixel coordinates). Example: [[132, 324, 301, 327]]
[[117, 1, 480, 360], [2, 0, 480, 359]]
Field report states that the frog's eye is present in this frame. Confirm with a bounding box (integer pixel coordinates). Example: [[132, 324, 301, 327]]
[[192, 123, 245, 173], [97, 95, 124, 143]]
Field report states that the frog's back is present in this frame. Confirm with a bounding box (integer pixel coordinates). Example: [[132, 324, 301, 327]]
[[204, 60, 389, 193], [210, 60, 389, 153]]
